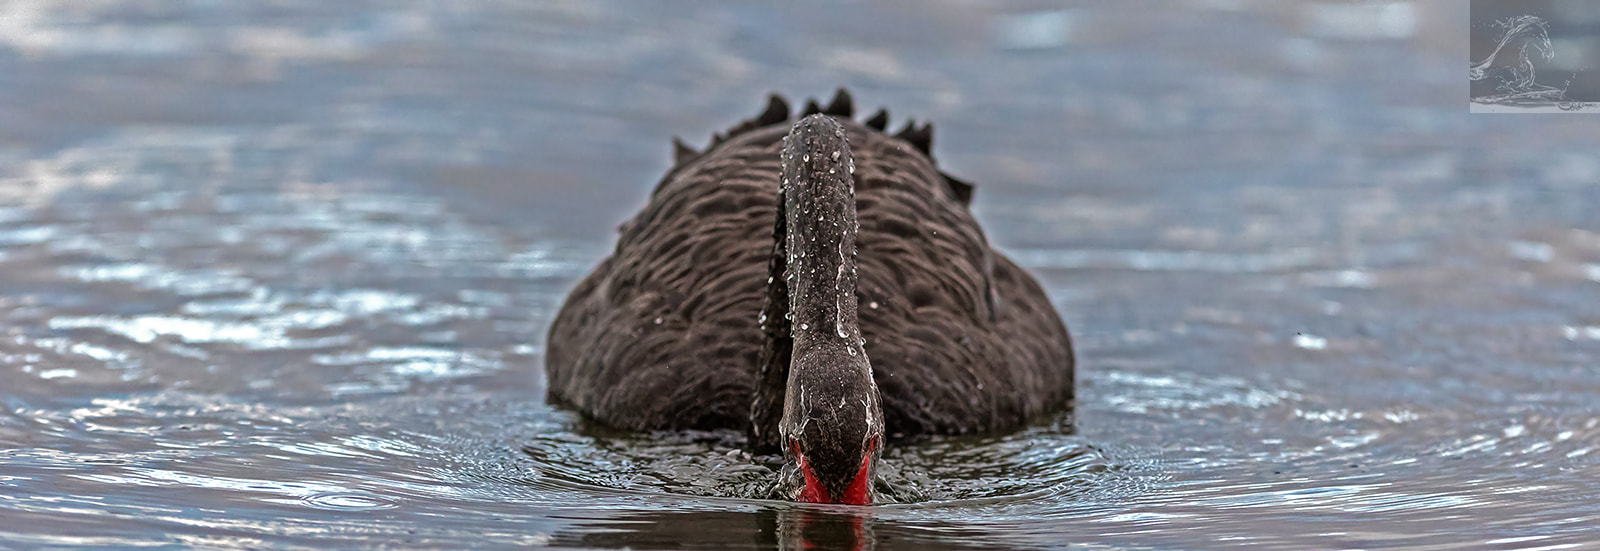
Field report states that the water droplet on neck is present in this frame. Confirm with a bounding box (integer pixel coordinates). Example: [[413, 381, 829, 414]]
[[799, 323, 809, 331], [831, 151, 840, 161]]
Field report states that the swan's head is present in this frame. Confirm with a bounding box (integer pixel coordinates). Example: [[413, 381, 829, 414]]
[[780, 345, 883, 505]]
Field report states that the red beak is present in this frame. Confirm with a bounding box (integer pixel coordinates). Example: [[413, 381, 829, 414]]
[[792, 441, 875, 505]]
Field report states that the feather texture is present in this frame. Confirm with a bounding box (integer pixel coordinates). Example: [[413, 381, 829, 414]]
[[546, 93, 1075, 441]]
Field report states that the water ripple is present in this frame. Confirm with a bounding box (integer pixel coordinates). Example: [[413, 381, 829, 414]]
[[2, 0, 1599, 549]]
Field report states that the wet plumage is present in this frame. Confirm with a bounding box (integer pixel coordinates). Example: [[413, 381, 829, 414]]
[[546, 90, 1074, 448]]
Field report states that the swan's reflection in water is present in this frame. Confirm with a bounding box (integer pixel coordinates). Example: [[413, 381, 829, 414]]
[[553, 507, 879, 551], [778, 507, 873, 551]]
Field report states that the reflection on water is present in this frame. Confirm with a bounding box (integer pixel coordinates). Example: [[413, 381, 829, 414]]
[[2, 0, 1600, 549]]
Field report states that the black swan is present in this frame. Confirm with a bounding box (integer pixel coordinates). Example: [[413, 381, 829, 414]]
[[547, 90, 1075, 504]]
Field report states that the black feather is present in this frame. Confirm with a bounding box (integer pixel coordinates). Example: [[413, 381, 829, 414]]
[[756, 94, 790, 127], [672, 137, 698, 164], [802, 99, 823, 117], [823, 88, 854, 118], [864, 109, 889, 131], [718, 95, 793, 143], [942, 172, 974, 206], [895, 121, 933, 155], [894, 119, 916, 136]]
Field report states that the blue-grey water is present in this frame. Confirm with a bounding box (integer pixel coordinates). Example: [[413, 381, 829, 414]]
[[3, 1, 1599, 549]]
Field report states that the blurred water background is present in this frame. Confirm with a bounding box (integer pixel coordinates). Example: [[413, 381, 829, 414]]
[[2, 0, 1599, 549]]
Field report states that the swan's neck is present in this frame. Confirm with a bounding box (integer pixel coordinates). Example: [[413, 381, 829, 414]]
[[782, 116, 863, 351], [767, 114, 882, 504]]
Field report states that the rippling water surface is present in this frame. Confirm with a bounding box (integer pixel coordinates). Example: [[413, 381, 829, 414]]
[[3, 1, 1599, 548]]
